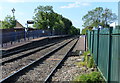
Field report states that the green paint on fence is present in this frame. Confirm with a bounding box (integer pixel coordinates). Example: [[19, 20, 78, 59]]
[[86, 26, 120, 83]]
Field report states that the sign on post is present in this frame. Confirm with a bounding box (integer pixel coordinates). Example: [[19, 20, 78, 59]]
[[27, 20, 34, 24]]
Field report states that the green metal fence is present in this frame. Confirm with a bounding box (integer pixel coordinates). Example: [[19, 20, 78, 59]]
[[86, 26, 120, 83]]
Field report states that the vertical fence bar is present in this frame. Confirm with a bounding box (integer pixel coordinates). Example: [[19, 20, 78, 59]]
[[89, 31, 91, 50], [118, 27, 120, 83], [107, 27, 113, 82], [86, 30, 89, 51], [96, 28, 100, 66], [92, 30, 94, 53], [85, 34, 87, 51]]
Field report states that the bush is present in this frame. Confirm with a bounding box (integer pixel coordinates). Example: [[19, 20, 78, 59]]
[[75, 51, 95, 68], [87, 56, 95, 68], [73, 72, 104, 82]]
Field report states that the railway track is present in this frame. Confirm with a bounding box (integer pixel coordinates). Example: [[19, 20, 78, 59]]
[[2, 37, 65, 58], [1, 39, 63, 65], [1, 37, 78, 83], [1, 38, 72, 79], [0, 39, 77, 83]]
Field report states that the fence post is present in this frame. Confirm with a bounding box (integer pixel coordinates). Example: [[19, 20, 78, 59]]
[[86, 30, 89, 51], [96, 28, 100, 66], [92, 30, 94, 53], [18, 32, 20, 42], [85, 31, 87, 51], [107, 27, 113, 82], [33, 31, 34, 39], [89, 31, 91, 50]]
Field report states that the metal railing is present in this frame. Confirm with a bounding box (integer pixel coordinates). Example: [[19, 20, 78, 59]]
[[0, 30, 51, 47]]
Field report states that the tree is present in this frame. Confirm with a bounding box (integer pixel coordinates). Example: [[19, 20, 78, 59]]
[[82, 7, 117, 28], [1, 15, 16, 29], [62, 17, 72, 34], [33, 5, 79, 35], [33, 5, 54, 29], [69, 26, 80, 35], [53, 14, 65, 35]]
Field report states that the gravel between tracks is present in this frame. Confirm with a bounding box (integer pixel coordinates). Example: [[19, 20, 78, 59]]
[[51, 55, 96, 82], [51, 56, 84, 81], [2, 38, 72, 79], [2, 39, 64, 62], [13, 39, 77, 83], [2, 43, 55, 62]]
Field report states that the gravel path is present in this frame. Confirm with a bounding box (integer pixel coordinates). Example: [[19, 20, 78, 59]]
[[2, 38, 72, 79], [13, 39, 77, 83]]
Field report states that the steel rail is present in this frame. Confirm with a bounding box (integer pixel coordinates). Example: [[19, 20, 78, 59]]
[[2, 36, 67, 58], [44, 38, 78, 83], [1, 41, 60, 65], [0, 38, 74, 83], [2, 39, 55, 58]]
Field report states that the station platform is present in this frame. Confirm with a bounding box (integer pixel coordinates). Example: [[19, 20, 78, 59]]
[[1, 37, 47, 51], [1, 35, 68, 55], [72, 35, 85, 55]]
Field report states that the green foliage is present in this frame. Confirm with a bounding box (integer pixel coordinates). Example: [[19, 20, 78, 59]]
[[73, 51, 104, 83], [75, 62, 87, 67], [33, 6, 54, 29], [82, 7, 117, 28], [69, 26, 80, 35], [75, 51, 95, 68], [0, 15, 16, 29], [73, 72, 104, 82], [81, 27, 92, 35], [81, 28, 88, 35], [87, 56, 95, 68], [33, 5, 79, 35], [83, 50, 90, 57]]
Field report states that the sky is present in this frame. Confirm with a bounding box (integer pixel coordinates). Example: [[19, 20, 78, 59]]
[[0, 0, 119, 30]]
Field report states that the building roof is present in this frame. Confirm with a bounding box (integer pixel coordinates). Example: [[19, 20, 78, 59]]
[[14, 20, 24, 28]]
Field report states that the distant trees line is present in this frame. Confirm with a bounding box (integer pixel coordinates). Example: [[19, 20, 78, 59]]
[[33, 5, 80, 35], [0, 5, 80, 35], [82, 7, 117, 35]]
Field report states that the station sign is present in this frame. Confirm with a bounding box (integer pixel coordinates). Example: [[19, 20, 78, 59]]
[[27, 20, 34, 24]]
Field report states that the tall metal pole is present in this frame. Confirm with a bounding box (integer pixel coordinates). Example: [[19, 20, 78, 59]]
[[11, 8, 15, 20]]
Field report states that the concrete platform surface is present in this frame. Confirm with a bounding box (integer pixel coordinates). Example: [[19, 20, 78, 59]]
[[0, 35, 66, 51], [73, 35, 85, 52], [1, 37, 48, 51]]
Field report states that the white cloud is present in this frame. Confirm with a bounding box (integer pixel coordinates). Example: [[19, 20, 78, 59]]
[[60, 2, 90, 9], [60, 2, 81, 8], [82, 3, 90, 6]]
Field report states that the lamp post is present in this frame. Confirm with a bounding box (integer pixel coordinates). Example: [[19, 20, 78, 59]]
[[11, 8, 15, 20]]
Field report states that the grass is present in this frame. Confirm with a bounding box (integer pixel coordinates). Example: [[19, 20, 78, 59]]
[[73, 51, 105, 83], [73, 72, 105, 83], [75, 50, 95, 68]]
